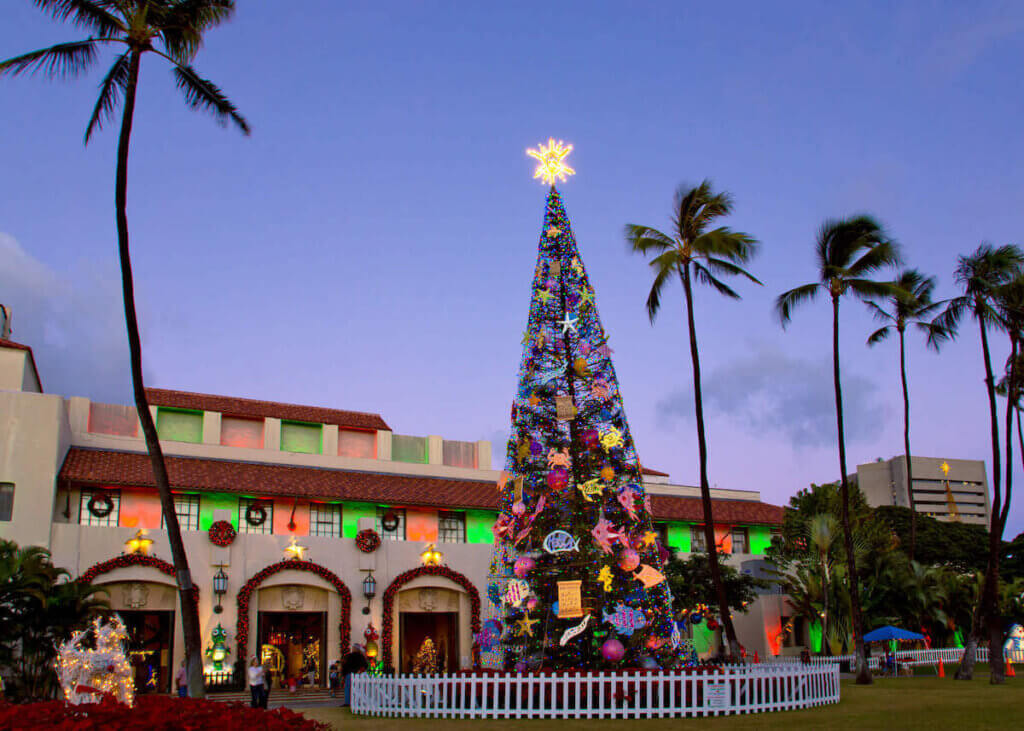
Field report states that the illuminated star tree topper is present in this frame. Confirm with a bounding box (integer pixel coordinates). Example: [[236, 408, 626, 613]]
[[527, 138, 576, 186]]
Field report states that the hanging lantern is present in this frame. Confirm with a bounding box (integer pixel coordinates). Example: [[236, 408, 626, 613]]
[[362, 572, 377, 599]]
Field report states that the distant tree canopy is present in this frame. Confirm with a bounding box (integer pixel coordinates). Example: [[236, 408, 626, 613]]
[[663, 553, 767, 619], [874, 506, 990, 573], [1003, 532, 1024, 583]]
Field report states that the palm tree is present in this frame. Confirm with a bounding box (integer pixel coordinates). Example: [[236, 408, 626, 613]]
[[1, 1, 249, 697], [626, 180, 760, 659], [866, 270, 949, 560], [775, 215, 901, 684], [938, 244, 1023, 682]]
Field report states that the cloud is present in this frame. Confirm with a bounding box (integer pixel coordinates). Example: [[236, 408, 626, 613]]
[[921, 4, 1024, 81], [656, 344, 885, 448], [0, 232, 134, 404]]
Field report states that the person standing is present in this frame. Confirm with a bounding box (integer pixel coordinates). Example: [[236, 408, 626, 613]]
[[248, 656, 266, 709], [341, 644, 368, 707], [328, 662, 340, 698], [175, 659, 188, 698]]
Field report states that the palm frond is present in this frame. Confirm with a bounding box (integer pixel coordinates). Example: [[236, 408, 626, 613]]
[[694, 226, 759, 263], [701, 254, 762, 285], [935, 297, 968, 337], [0, 39, 99, 79], [692, 261, 741, 299], [776, 283, 820, 327], [867, 326, 892, 346], [863, 300, 893, 324], [84, 50, 130, 144], [846, 240, 902, 277], [172, 63, 250, 134], [32, 0, 123, 36], [916, 321, 952, 352], [158, 1, 236, 63], [625, 224, 674, 255], [846, 277, 902, 302], [645, 251, 679, 323]]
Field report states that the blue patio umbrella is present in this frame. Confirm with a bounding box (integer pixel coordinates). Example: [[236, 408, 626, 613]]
[[863, 626, 926, 643]]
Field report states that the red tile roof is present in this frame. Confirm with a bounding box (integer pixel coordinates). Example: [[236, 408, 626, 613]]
[[0, 338, 43, 391], [145, 388, 389, 431], [641, 466, 670, 477], [59, 448, 784, 525]]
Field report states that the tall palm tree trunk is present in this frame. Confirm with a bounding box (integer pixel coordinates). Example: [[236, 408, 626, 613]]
[[898, 328, 917, 560], [681, 266, 740, 659], [116, 49, 204, 699], [830, 295, 871, 684]]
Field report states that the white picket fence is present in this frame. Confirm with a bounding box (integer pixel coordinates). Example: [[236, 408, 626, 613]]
[[764, 647, 989, 670], [351, 665, 840, 719]]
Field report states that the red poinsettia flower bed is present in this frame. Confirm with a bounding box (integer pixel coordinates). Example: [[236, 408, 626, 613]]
[[0, 695, 327, 730]]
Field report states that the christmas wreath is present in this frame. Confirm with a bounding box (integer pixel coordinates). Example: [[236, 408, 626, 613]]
[[87, 491, 114, 518], [208, 520, 237, 547], [245, 502, 268, 526], [356, 528, 381, 553]]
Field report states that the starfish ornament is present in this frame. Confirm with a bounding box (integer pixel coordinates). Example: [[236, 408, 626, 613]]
[[642, 530, 658, 548], [546, 225, 562, 238], [579, 288, 594, 306], [516, 611, 540, 637], [538, 289, 554, 305], [559, 314, 578, 335]]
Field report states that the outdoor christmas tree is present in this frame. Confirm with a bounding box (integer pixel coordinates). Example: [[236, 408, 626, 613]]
[[487, 141, 681, 670]]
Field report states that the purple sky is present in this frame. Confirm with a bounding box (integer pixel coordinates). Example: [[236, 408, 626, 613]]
[[1, 1, 1022, 537]]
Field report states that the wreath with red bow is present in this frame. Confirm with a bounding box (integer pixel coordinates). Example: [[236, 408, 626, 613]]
[[355, 528, 381, 553], [208, 520, 237, 547]]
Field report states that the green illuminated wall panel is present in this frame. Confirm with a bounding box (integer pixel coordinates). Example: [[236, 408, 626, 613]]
[[199, 494, 239, 530], [749, 525, 773, 555], [466, 510, 496, 544], [666, 523, 690, 552], [342, 502, 376, 538], [281, 421, 322, 454], [156, 408, 203, 443]]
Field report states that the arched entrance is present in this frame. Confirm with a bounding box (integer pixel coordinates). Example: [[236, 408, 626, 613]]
[[382, 565, 481, 673]]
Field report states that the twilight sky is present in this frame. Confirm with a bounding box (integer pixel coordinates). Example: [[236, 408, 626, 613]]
[[1, 1, 1022, 537]]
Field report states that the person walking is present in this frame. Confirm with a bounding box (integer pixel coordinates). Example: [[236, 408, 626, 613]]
[[248, 656, 266, 709], [328, 662, 340, 698], [175, 659, 188, 698], [261, 656, 272, 708], [341, 644, 368, 707]]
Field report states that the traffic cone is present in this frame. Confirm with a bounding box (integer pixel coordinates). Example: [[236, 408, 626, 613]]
[[1007, 659, 1016, 677], [937, 660, 945, 678]]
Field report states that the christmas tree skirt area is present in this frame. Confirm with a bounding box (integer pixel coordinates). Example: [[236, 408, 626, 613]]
[[304, 672, 1023, 730]]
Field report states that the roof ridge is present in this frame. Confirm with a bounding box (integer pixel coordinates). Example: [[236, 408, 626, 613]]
[[144, 387, 386, 420]]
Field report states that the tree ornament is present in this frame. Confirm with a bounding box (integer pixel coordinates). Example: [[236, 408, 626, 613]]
[[556, 580, 583, 618], [601, 638, 625, 662], [597, 565, 614, 592], [516, 611, 540, 637], [619, 548, 640, 572], [632, 564, 666, 588], [558, 314, 579, 335], [591, 379, 610, 399], [600, 426, 624, 451], [538, 288, 554, 305], [529, 439, 544, 457], [527, 138, 575, 186], [546, 447, 571, 469], [582, 428, 600, 450], [547, 226, 562, 239], [600, 465, 615, 482], [546, 467, 570, 491], [558, 615, 592, 647], [641, 530, 658, 548], [591, 516, 624, 555], [573, 357, 590, 377], [542, 530, 580, 554], [602, 603, 648, 636], [555, 395, 577, 421], [512, 501, 526, 516], [548, 259, 561, 277], [502, 579, 531, 607], [513, 556, 536, 578], [577, 478, 604, 502]]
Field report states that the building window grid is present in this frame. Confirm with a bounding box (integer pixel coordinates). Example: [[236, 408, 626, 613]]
[[238, 498, 274, 535], [161, 494, 200, 531], [0, 483, 13, 522], [79, 489, 121, 527], [690, 525, 707, 552], [731, 527, 748, 555], [375, 507, 406, 541], [437, 511, 466, 543], [309, 503, 342, 537]]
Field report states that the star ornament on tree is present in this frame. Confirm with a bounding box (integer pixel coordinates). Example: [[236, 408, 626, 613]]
[[559, 314, 579, 335], [527, 138, 576, 186]]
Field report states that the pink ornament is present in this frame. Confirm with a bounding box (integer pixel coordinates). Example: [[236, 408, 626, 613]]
[[512, 501, 527, 516], [582, 429, 600, 450], [619, 549, 640, 572], [602, 638, 625, 662], [547, 467, 569, 491], [514, 556, 536, 578], [526, 596, 539, 610]]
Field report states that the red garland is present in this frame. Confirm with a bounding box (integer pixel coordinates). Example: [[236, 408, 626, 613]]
[[236, 559, 351, 663], [381, 565, 481, 672], [355, 528, 382, 554], [78, 553, 199, 608], [208, 520, 237, 547]]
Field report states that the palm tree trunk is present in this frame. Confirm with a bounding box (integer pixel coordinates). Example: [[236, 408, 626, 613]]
[[681, 266, 740, 660], [898, 328, 917, 561], [115, 48, 204, 699], [830, 295, 871, 684]]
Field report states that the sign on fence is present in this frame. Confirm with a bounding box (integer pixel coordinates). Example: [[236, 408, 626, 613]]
[[704, 681, 729, 709]]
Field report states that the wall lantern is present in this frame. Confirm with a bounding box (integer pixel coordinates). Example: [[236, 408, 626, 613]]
[[362, 572, 377, 600], [212, 566, 229, 614], [420, 543, 443, 567], [124, 529, 153, 556]]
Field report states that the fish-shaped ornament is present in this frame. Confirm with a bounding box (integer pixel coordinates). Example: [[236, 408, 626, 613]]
[[542, 530, 581, 554], [602, 602, 647, 636], [502, 579, 531, 607], [532, 363, 566, 386], [632, 564, 666, 588], [577, 478, 604, 502], [617, 486, 639, 520]]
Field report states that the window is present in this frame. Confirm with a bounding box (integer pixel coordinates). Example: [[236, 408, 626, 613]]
[[280, 421, 322, 454], [162, 494, 200, 531], [239, 498, 274, 534], [690, 525, 707, 552], [442, 440, 477, 468], [376, 507, 406, 541], [309, 503, 342, 537], [391, 435, 427, 464], [731, 527, 748, 555], [88, 402, 138, 437], [438, 511, 466, 543], [0, 483, 13, 521], [156, 408, 203, 443], [338, 429, 376, 459], [221, 416, 264, 448], [653, 522, 669, 547], [79, 488, 121, 527]]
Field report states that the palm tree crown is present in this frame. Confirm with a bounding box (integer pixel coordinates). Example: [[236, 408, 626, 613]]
[[866, 269, 948, 349]]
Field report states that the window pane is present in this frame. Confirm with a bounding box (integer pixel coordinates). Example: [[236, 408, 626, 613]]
[[309, 503, 342, 537], [375, 507, 406, 540], [221, 416, 264, 448], [79, 489, 121, 527], [157, 409, 203, 443], [162, 494, 200, 531], [731, 528, 747, 554], [690, 525, 706, 552], [442, 440, 477, 468], [391, 435, 427, 464], [88, 402, 138, 437], [438, 511, 466, 543], [239, 498, 274, 534], [338, 430, 375, 459], [0, 483, 13, 521], [281, 422, 322, 454]]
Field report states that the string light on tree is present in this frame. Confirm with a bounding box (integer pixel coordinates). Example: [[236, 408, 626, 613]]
[[527, 138, 576, 186]]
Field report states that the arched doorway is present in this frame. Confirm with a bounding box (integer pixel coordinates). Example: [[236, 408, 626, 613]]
[[382, 565, 481, 673]]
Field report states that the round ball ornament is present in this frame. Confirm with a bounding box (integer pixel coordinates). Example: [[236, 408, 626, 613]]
[[619, 549, 640, 572], [601, 638, 625, 663], [356, 528, 382, 553], [706, 618, 719, 631], [513, 557, 536, 578], [600, 465, 615, 482], [582, 429, 600, 450], [530, 439, 544, 457], [546, 467, 569, 492], [208, 520, 237, 547], [691, 613, 703, 625], [573, 357, 590, 377], [512, 501, 527, 516]]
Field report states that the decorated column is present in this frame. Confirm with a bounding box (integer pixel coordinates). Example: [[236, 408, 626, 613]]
[[486, 140, 680, 670]]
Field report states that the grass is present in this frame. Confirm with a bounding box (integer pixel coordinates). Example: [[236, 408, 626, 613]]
[[302, 668, 1022, 730]]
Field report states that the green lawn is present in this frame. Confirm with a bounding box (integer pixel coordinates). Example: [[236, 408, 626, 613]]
[[303, 670, 1022, 730]]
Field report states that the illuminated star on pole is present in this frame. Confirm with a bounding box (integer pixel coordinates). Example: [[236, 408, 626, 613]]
[[527, 138, 576, 186]]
